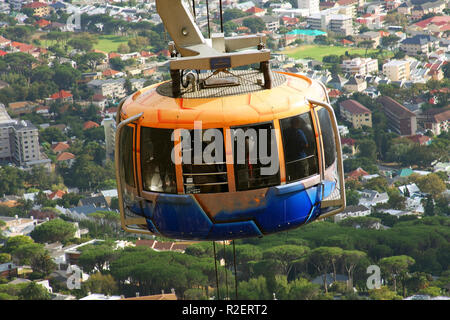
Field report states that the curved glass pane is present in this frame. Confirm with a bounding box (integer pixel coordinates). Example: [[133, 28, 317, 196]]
[[317, 108, 336, 168], [140, 127, 177, 193], [120, 125, 135, 188], [280, 112, 319, 182], [231, 122, 280, 191]]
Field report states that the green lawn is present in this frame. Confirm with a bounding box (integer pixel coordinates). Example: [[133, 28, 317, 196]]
[[280, 45, 380, 61], [93, 35, 130, 53]]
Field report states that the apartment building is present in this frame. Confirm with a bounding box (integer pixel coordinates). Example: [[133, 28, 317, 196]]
[[377, 96, 417, 136], [101, 117, 116, 161], [329, 14, 353, 36], [417, 107, 450, 136], [307, 13, 353, 36], [87, 78, 127, 99], [400, 35, 438, 56], [339, 99, 372, 129], [341, 57, 378, 75], [297, 0, 320, 13], [382, 60, 410, 81], [0, 105, 40, 166], [22, 2, 50, 17]]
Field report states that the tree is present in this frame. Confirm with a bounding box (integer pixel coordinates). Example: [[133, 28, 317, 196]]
[[78, 243, 117, 274], [81, 52, 106, 71], [117, 43, 130, 54], [19, 282, 51, 300], [68, 38, 94, 52], [307, 247, 343, 293], [30, 219, 77, 244], [242, 17, 265, 33], [82, 272, 118, 296], [387, 188, 406, 210], [345, 189, 361, 206], [379, 255, 415, 296], [237, 276, 271, 300], [3, 236, 34, 254], [288, 277, 321, 300], [31, 251, 56, 277], [416, 173, 446, 199], [341, 250, 366, 290], [262, 245, 309, 276], [369, 286, 402, 300]]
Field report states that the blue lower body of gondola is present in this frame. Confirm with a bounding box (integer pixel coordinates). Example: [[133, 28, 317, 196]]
[[127, 180, 336, 240]]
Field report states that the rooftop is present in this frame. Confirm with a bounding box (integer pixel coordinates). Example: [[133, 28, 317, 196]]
[[340, 99, 371, 114]]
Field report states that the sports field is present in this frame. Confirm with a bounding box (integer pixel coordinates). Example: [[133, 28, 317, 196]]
[[93, 35, 130, 53], [280, 45, 379, 60]]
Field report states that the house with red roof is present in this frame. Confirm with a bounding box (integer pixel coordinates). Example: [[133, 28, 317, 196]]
[[108, 52, 121, 60], [48, 190, 67, 201], [281, 16, 299, 27], [102, 69, 123, 78], [0, 50, 7, 57], [341, 137, 357, 155], [22, 2, 50, 17], [340, 99, 373, 129], [406, 134, 431, 146], [35, 19, 51, 28], [409, 15, 450, 35], [56, 152, 76, 167], [340, 39, 354, 46], [51, 142, 70, 154], [245, 6, 266, 17], [47, 90, 73, 105], [92, 94, 108, 110], [346, 167, 369, 181], [83, 121, 100, 130]]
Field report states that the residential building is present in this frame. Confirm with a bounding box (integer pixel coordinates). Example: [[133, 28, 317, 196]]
[[87, 78, 127, 99], [417, 107, 450, 136], [307, 9, 354, 36], [101, 117, 116, 161], [297, 0, 320, 13], [355, 31, 381, 48], [0, 215, 41, 237], [0, 106, 41, 166], [409, 15, 450, 35], [55, 152, 75, 167], [334, 205, 371, 222], [0, 262, 18, 279], [329, 14, 354, 36], [260, 15, 280, 32], [341, 57, 378, 75], [22, 2, 50, 17], [328, 74, 348, 90], [7, 101, 37, 116], [358, 189, 389, 207], [377, 96, 417, 136], [339, 99, 372, 129], [383, 60, 410, 81], [400, 35, 439, 56], [46, 90, 73, 105], [411, 1, 446, 20], [343, 75, 367, 92], [245, 6, 266, 16]]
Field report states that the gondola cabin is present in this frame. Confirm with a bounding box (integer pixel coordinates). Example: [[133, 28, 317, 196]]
[[114, 0, 345, 241]]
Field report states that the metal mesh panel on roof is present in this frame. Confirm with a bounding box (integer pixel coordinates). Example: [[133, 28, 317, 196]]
[[157, 69, 286, 99]]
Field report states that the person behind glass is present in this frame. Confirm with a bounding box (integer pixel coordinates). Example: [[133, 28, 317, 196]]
[[285, 116, 310, 177]]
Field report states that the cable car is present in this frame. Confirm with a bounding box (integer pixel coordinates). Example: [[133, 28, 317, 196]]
[[114, 0, 346, 241]]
